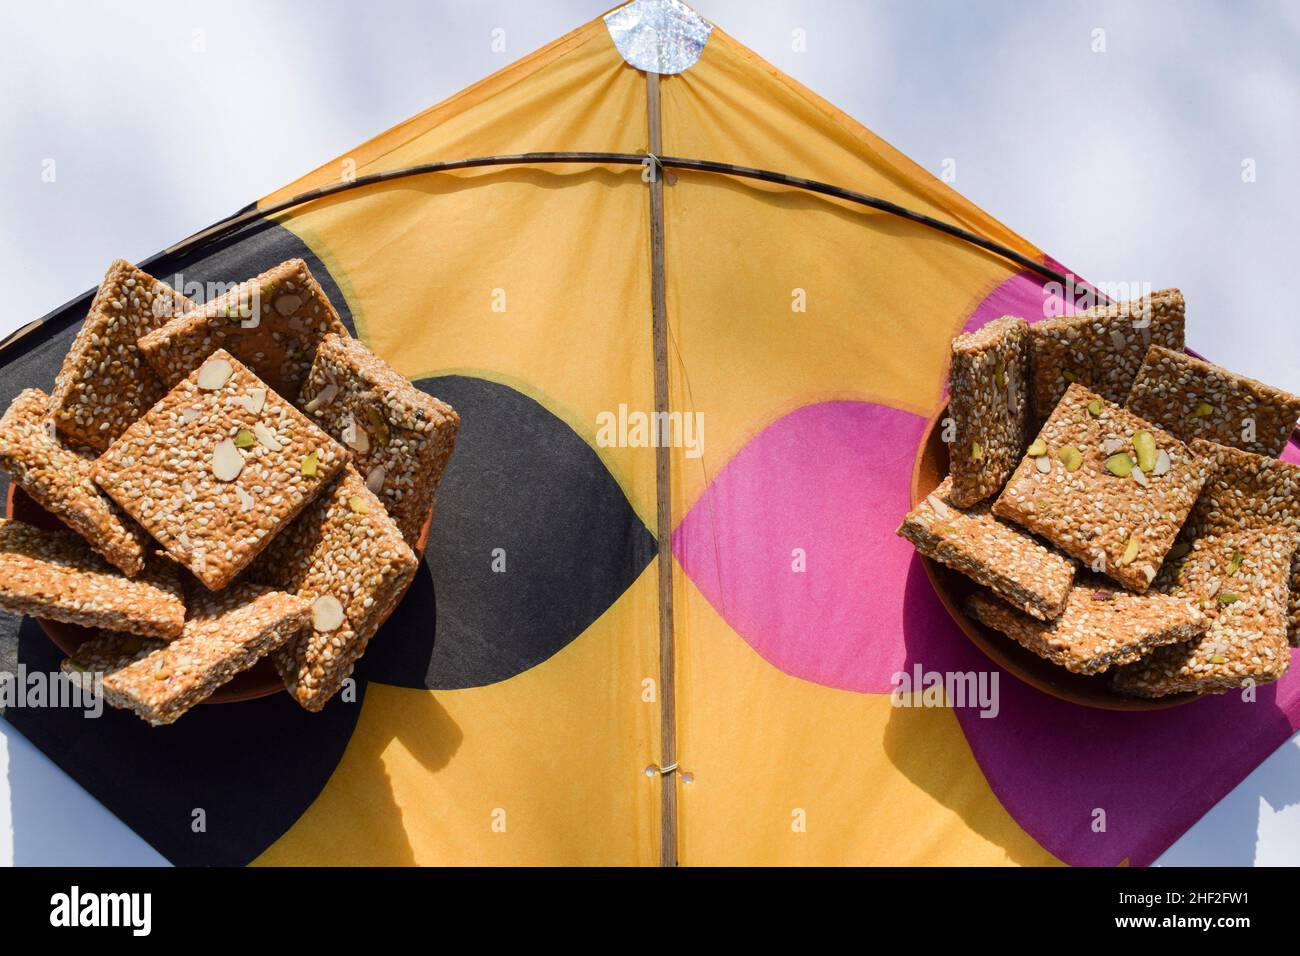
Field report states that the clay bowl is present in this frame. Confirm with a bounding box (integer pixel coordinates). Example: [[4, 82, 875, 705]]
[[6, 482, 432, 705], [911, 403, 1197, 710]]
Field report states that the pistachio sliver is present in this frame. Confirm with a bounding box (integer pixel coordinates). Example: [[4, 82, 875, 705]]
[[1191, 401, 1213, 418], [1217, 592, 1239, 605], [970, 441, 983, 461], [234, 428, 255, 449], [1058, 445, 1082, 471], [1117, 534, 1139, 566], [1227, 551, 1244, 576], [1106, 453, 1134, 477], [364, 406, 391, 445], [253, 422, 282, 452], [1132, 429, 1157, 471], [300, 450, 319, 477], [1086, 399, 1102, 417], [1027, 439, 1047, 457], [347, 494, 370, 514]]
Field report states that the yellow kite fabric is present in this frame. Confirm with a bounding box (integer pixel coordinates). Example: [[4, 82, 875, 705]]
[[243, 9, 1062, 866]]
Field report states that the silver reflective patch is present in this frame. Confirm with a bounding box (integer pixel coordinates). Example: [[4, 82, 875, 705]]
[[604, 0, 713, 75]]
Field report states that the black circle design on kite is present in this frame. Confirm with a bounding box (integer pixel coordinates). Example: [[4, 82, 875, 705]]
[[0, 614, 365, 866], [360, 375, 658, 691]]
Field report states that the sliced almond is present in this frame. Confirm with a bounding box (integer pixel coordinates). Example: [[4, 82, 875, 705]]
[[304, 382, 339, 413], [311, 595, 345, 632], [1130, 464, 1148, 487], [341, 415, 370, 453], [274, 293, 303, 316], [240, 388, 267, 415], [1152, 449, 1171, 476], [1035, 455, 1051, 473], [197, 357, 233, 390], [211, 439, 245, 481], [1109, 329, 1126, 350], [235, 486, 255, 512], [365, 464, 386, 493], [1101, 437, 1125, 455], [926, 494, 954, 520], [253, 422, 282, 452], [180, 406, 199, 424]]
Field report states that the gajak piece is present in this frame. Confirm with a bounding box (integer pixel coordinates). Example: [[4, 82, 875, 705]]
[[897, 477, 1074, 621], [1030, 287, 1184, 421], [248, 465, 418, 711], [63, 582, 310, 725], [1125, 345, 1300, 458], [93, 350, 349, 590], [1182, 438, 1300, 644], [0, 388, 149, 576], [946, 316, 1032, 507], [48, 259, 193, 451], [0, 519, 184, 638], [992, 384, 1210, 592], [299, 334, 459, 545], [1114, 526, 1295, 697], [137, 258, 350, 400], [966, 576, 1206, 675]]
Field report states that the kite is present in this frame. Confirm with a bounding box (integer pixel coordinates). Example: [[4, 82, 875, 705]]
[[2, 0, 1298, 866]]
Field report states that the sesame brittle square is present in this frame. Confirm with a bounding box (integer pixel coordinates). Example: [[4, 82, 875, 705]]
[[49, 259, 193, 451], [92, 350, 349, 590], [62, 582, 310, 725], [300, 334, 459, 545], [0, 519, 184, 638], [1183, 438, 1300, 644], [947, 316, 1032, 507], [992, 384, 1210, 592], [898, 477, 1074, 620], [0, 388, 149, 576], [1030, 288, 1184, 422], [1126, 345, 1300, 458], [1114, 526, 1295, 697], [967, 576, 1206, 675], [138, 259, 350, 400], [249, 465, 418, 711]]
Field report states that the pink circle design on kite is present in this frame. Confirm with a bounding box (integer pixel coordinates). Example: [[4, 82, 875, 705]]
[[671, 400, 955, 693]]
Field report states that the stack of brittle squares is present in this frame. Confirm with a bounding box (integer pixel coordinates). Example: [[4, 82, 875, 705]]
[[899, 289, 1300, 699], [0, 259, 459, 724]]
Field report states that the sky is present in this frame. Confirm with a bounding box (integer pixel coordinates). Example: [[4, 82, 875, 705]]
[[3, 0, 1300, 388]]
